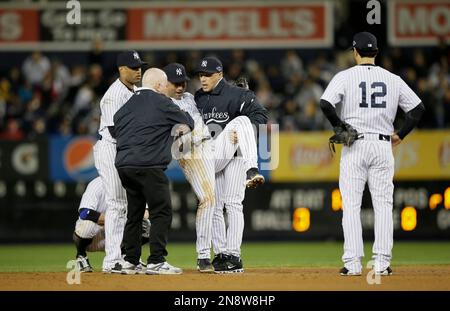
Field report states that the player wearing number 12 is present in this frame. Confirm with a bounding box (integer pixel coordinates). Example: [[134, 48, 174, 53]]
[[320, 32, 425, 276]]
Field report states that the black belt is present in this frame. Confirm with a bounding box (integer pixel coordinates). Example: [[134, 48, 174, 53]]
[[379, 134, 391, 142], [358, 134, 391, 142]]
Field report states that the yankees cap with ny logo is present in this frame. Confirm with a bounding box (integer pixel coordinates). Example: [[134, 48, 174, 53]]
[[116, 50, 147, 68], [163, 63, 190, 83], [194, 56, 223, 74]]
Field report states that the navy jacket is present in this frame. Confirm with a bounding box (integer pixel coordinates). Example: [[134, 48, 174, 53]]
[[194, 79, 268, 138], [114, 88, 194, 169]]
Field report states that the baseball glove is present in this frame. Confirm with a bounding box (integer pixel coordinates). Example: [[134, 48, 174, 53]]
[[234, 76, 249, 89], [329, 122, 359, 153]]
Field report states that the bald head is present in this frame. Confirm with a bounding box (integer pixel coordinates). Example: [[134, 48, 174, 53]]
[[142, 68, 168, 96]]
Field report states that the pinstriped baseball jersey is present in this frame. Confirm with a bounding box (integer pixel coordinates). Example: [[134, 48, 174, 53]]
[[321, 65, 421, 135], [171, 92, 211, 145], [321, 63, 422, 274], [98, 78, 134, 142], [78, 177, 107, 214]]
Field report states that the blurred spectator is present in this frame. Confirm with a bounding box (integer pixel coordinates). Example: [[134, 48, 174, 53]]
[[89, 37, 105, 67], [21, 51, 50, 88], [281, 50, 304, 80], [0, 118, 24, 140]]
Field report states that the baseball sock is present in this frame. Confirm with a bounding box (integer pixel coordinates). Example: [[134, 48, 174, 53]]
[[73, 232, 93, 257]]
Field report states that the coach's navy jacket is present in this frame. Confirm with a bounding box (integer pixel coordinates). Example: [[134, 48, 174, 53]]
[[194, 79, 268, 138], [114, 87, 194, 169]]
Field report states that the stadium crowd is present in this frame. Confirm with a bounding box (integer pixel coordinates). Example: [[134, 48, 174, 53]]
[[0, 39, 449, 140]]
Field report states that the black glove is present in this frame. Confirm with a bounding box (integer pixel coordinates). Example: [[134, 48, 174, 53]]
[[234, 76, 249, 90], [329, 122, 359, 153]]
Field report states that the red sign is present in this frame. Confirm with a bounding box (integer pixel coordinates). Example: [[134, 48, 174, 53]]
[[127, 2, 332, 48], [389, 0, 450, 46], [0, 9, 38, 42]]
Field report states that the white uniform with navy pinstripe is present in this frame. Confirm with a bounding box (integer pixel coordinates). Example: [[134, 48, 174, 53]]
[[211, 115, 258, 258], [93, 78, 134, 271], [74, 177, 106, 252], [171, 92, 215, 260], [321, 64, 421, 273]]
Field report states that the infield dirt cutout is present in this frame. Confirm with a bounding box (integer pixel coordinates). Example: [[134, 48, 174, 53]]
[[1, 266, 449, 291]]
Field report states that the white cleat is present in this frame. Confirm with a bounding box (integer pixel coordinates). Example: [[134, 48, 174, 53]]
[[146, 262, 183, 275]]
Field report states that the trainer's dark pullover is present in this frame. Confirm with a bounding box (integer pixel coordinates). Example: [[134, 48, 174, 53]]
[[194, 79, 268, 138], [114, 87, 194, 169]]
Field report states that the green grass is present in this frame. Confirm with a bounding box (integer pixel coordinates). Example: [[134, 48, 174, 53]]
[[0, 242, 449, 272]]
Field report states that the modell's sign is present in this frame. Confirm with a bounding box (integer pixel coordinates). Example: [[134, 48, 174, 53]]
[[0, 1, 332, 50], [127, 2, 333, 48], [389, 0, 450, 46]]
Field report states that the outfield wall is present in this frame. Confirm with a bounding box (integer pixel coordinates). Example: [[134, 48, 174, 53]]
[[0, 130, 449, 242]]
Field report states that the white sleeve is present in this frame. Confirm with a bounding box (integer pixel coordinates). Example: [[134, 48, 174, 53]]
[[79, 177, 103, 212], [320, 72, 345, 107], [398, 77, 422, 113]]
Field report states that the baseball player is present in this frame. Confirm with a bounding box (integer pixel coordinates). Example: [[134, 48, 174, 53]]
[[320, 32, 425, 276], [93, 50, 147, 272], [73, 177, 151, 272], [194, 57, 268, 274], [163, 63, 215, 273]]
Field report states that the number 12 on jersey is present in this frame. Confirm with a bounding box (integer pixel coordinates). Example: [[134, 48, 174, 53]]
[[359, 81, 386, 108]]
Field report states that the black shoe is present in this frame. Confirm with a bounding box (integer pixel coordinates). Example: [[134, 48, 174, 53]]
[[245, 168, 265, 188], [111, 262, 123, 274], [212, 253, 228, 270], [215, 255, 244, 274], [197, 259, 214, 273], [339, 267, 361, 276], [375, 266, 393, 276]]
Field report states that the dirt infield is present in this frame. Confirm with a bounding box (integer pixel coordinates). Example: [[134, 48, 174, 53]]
[[1, 266, 449, 291]]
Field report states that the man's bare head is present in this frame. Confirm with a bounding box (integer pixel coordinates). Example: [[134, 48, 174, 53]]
[[142, 68, 168, 96]]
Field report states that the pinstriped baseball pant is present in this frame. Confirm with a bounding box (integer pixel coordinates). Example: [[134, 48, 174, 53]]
[[179, 142, 216, 259], [93, 139, 127, 270], [340, 136, 394, 273], [211, 116, 257, 257], [74, 219, 105, 252]]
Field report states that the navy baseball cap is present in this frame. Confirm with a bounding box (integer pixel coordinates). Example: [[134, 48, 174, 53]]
[[194, 56, 223, 74], [116, 50, 147, 68], [351, 32, 378, 52], [163, 63, 190, 84]]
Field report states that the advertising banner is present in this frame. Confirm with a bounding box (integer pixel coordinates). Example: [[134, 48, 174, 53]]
[[271, 130, 450, 182], [0, 1, 333, 51], [389, 0, 450, 46], [0, 139, 48, 181], [49, 135, 98, 182]]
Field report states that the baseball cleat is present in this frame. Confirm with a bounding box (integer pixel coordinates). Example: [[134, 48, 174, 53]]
[[214, 255, 244, 274], [146, 262, 183, 275], [245, 168, 265, 188], [76, 255, 93, 273], [197, 258, 214, 273], [375, 267, 393, 276], [339, 267, 362, 276], [211, 253, 228, 270]]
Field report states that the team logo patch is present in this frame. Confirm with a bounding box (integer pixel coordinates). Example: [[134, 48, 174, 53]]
[[201, 60, 207, 67], [133, 52, 139, 60], [176, 68, 182, 75]]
